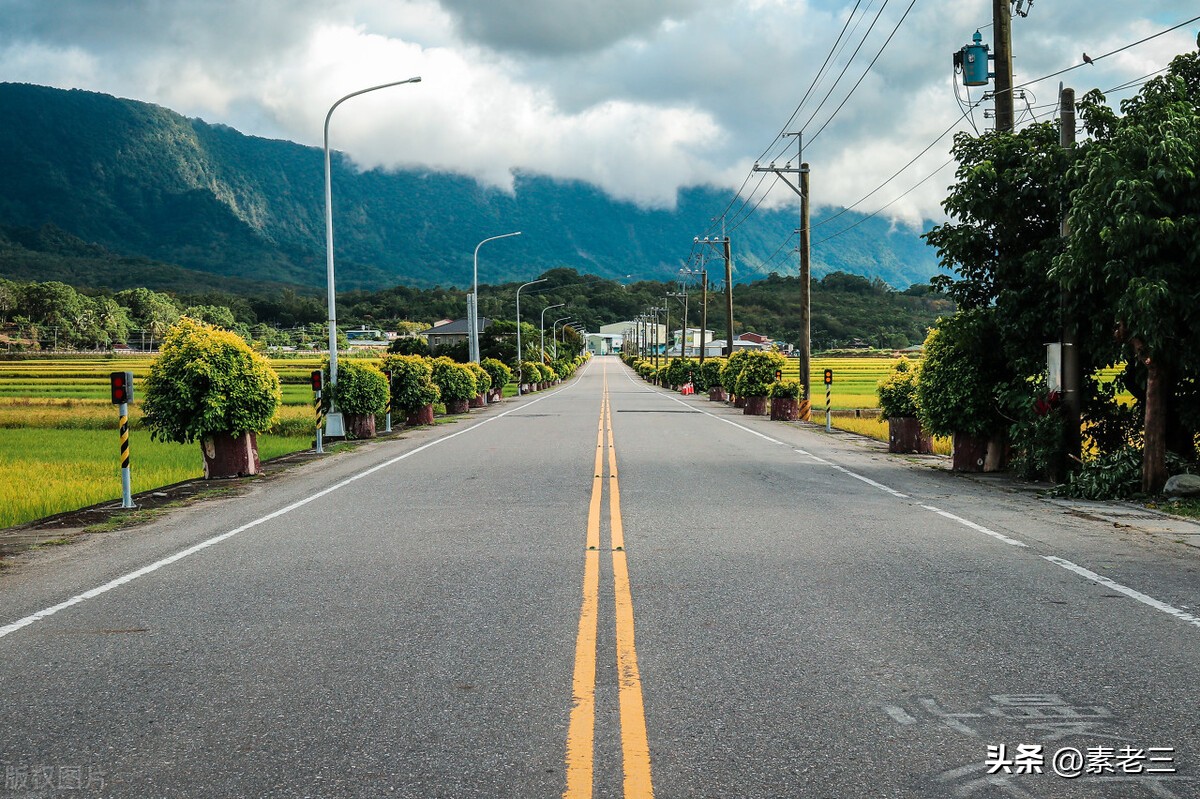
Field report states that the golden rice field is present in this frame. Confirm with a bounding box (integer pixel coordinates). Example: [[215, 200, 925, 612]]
[[0, 356, 322, 529]]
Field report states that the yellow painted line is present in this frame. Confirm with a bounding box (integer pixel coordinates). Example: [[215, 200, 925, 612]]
[[605, 378, 654, 798], [563, 379, 606, 798], [563, 548, 600, 798], [564, 361, 655, 799], [605, 390, 624, 553]]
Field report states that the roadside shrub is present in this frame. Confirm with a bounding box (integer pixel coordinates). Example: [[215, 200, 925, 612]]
[[381, 354, 440, 412], [481, 357, 512, 392], [916, 310, 1008, 438], [324, 359, 389, 416], [664, 357, 698, 388], [465, 362, 492, 395], [143, 317, 281, 443], [696, 358, 726, 392], [430, 356, 478, 402], [720, 350, 750, 394], [770, 378, 801, 399], [876, 357, 921, 418], [520, 361, 542, 385], [733, 350, 787, 397]]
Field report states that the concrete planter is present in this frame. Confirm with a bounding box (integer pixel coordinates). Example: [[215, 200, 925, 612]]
[[743, 395, 769, 416], [888, 416, 933, 454], [733, 396, 746, 408], [770, 397, 800, 421], [709, 387, 728, 402], [444, 398, 470, 415], [343, 412, 377, 439], [201, 431, 261, 479], [469, 393, 487, 409], [951, 432, 988, 472], [405, 404, 435, 427]]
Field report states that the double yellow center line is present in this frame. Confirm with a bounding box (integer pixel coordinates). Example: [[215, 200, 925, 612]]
[[564, 367, 654, 799]]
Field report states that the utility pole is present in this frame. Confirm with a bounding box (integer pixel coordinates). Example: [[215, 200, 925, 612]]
[[1060, 85, 1081, 471], [798, 163, 811, 408], [663, 301, 671, 364], [754, 133, 810, 406], [699, 271, 708, 364], [723, 237, 734, 359], [993, 0, 1015, 132]]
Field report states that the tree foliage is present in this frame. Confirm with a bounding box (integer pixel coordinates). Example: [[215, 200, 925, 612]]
[[1055, 50, 1200, 491], [916, 310, 1008, 439], [430, 356, 478, 402], [142, 317, 281, 443], [381, 354, 440, 413], [324, 360, 388, 416]]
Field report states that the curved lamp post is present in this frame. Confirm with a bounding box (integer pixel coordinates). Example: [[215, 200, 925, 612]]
[[552, 316, 574, 359], [470, 231, 522, 363], [324, 76, 421, 435], [540, 303, 565, 364], [515, 278, 547, 393]]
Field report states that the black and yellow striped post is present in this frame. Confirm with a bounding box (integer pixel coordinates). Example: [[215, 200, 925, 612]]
[[110, 372, 135, 508], [824, 368, 834, 434], [311, 370, 325, 454], [383, 370, 392, 433]]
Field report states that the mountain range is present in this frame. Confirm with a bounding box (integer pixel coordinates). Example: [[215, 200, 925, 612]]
[[0, 82, 943, 294]]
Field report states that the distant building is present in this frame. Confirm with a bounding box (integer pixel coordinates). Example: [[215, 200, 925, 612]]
[[419, 318, 491, 354], [345, 326, 388, 347], [738, 332, 771, 345]]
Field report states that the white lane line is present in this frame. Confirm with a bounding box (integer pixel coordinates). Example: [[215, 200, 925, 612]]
[[921, 505, 1028, 548], [0, 388, 564, 641], [828, 464, 910, 499], [657, 390, 788, 445], [1043, 556, 1200, 630]]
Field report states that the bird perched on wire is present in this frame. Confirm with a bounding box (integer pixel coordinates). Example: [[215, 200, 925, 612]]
[[1082, 52, 1094, 65]]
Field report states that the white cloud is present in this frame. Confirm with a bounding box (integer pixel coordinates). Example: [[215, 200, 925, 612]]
[[1, 0, 1194, 223]]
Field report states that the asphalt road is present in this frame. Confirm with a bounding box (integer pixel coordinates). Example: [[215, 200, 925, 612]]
[[1, 356, 1198, 799]]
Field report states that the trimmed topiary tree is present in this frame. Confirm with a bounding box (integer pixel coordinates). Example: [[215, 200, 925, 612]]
[[381, 353, 440, 426], [720, 351, 751, 402], [917, 310, 1009, 470], [465, 362, 492, 407], [142, 317, 281, 478], [324, 359, 389, 439], [431, 356, 478, 414], [697, 358, 726, 399], [481, 357, 512, 401], [733, 350, 787, 415], [877, 356, 931, 453]]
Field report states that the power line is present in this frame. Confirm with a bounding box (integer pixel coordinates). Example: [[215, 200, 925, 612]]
[[1011, 13, 1200, 92], [807, 0, 920, 148], [798, 0, 894, 137]]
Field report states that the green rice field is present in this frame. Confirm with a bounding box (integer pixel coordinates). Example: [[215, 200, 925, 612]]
[[0, 356, 321, 529]]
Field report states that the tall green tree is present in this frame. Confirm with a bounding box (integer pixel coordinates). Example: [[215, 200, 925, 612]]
[[1055, 50, 1200, 492], [924, 123, 1069, 377], [115, 287, 181, 347]]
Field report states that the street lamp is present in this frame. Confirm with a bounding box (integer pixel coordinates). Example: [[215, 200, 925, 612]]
[[324, 76, 421, 436], [540, 303, 565, 364], [515, 277, 547, 394], [470, 231, 522, 363], [552, 316, 574, 358]]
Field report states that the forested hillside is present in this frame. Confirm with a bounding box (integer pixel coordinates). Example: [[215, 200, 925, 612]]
[[0, 82, 942, 291]]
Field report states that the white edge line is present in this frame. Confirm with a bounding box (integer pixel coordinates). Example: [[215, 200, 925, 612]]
[[921, 505, 1028, 548], [827, 464, 910, 499], [0, 377, 572, 641], [1043, 556, 1200, 629]]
